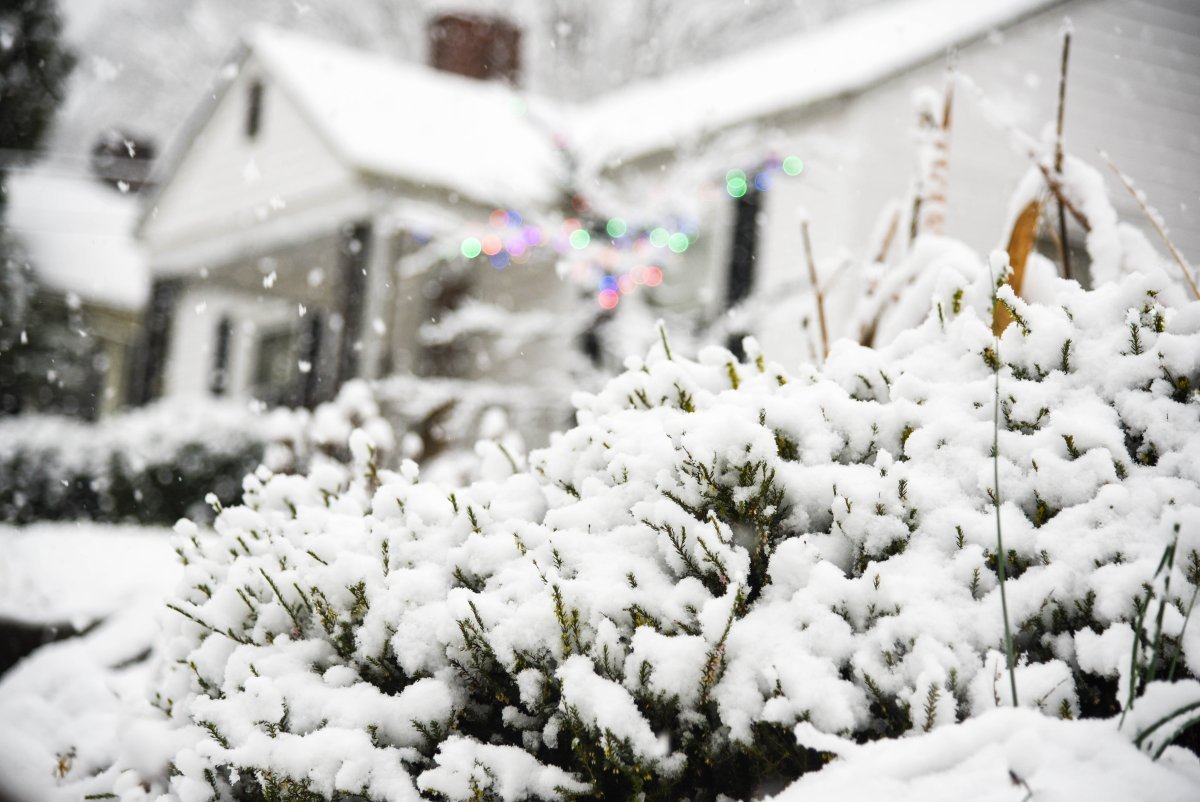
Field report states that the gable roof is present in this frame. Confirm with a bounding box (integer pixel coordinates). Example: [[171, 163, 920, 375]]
[[138, 27, 568, 237], [143, 0, 1065, 241], [572, 0, 1062, 171], [249, 28, 566, 209]]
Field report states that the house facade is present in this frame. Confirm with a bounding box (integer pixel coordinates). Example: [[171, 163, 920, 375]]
[[579, 0, 1200, 366], [136, 0, 1200, 407], [4, 167, 148, 418], [135, 23, 572, 407]]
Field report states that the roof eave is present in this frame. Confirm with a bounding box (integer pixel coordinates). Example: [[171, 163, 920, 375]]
[[134, 38, 256, 240]]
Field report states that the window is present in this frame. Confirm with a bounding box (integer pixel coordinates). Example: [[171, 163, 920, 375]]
[[726, 187, 760, 307], [253, 326, 297, 407], [298, 311, 324, 408], [245, 80, 264, 139], [209, 315, 232, 396]]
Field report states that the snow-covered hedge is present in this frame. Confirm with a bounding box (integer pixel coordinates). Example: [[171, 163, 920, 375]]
[[104, 258, 1200, 800], [0, 399, 266, 525], [0, 370, 569, 527]]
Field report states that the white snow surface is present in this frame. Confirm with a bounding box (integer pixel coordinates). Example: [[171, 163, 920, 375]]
[[4, 166, 149, 309], [768, 707, 1200, 802], [0, 523, 178, 629], [572, 0, 1056, 169], [0, 525, 181, 802], [249, 27, 566, 209]]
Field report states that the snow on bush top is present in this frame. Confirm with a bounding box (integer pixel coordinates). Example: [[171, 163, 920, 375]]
[[104, 253, 1200, 801]]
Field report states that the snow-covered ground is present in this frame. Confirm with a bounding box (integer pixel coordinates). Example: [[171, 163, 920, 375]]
[[770, 709, 1200, 801], [0, 524, 178, 627], [0, 524, 179, 801]]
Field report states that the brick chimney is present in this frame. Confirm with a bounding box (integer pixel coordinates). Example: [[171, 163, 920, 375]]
[[428, 13, 521, 85]]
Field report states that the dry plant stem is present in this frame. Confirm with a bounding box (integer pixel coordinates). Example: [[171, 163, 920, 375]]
[[1036, 162, 1090, 232], [955, 70, 1089, 233], [1101, 152, 1200, 301], [995, 355, 1019, 708], [1054, 29, 1072, 280], [913, 69, 955, 238], [801, 219, 830, 360], [990, 263, 1020, 709], [874, 204, 901, 264]]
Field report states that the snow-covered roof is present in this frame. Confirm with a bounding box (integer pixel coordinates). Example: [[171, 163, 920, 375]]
[[248, 27, 566, 209], [143, 0, 1065, 250], [6, 167, 148, 310], [572, 0, 1061, 169]]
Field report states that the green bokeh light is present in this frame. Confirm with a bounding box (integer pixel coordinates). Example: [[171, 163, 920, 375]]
[[461, 237, 482, 258], [606, 218, 628, 238], [569, 229, 591, 249], [649, 227, 670, 247], [782, 156, 805, 176], [727, 177, 748, 198], [667, 232, 690, 253], [726, 168, 746, 182]]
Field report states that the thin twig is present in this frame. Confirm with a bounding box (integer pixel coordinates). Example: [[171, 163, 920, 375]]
[[1054, 26, 1073, 280], [990, 257, 1019, 709], [1036, 162, 1090, 233], [872, 203, 901, 264], [955, 73, 1090, 233], [800, 218, 829, 360], [1100, 151, 1200, 301]]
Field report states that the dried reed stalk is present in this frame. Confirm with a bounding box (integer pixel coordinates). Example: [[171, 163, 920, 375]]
[[801, 219, 830, 359], [873, 203, 901, 265], [1054, 28, 1073, 280], [913, 70, 955, 238], [1101, 152, 1200, 301], [1036, 162, 1090, 232]]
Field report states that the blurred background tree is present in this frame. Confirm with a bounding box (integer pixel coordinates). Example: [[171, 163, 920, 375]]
[[0, 0, 77, 415]]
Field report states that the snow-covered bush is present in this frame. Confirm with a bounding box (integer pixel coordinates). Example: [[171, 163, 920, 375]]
[[101, 254, 1200, 800], [0, 381, 395, 526], [0, 398, 265, 525]]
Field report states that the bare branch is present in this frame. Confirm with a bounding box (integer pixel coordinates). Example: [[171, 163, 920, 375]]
[[800, 217, 830, 360], [1036, 161, 1090, 233], [1100, 151, 1200, 301], [1054, 25, 1073, 280]]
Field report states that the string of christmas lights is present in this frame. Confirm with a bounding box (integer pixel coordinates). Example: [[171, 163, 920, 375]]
[[457, 154, 805, 308]]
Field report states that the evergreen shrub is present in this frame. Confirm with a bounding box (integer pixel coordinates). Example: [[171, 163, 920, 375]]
[[107, 265, 1200, 801]]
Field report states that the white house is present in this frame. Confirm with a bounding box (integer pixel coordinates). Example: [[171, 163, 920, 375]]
[[137, 0, 1200, 406], [135, 23, 572, 408], [576, 0, 1200, 364], [4, 165, 148, 417]]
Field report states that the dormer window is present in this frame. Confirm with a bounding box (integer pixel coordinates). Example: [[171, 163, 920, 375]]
[[245, 80, 264, 139]]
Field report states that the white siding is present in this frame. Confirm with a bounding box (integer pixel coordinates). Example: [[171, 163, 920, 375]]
[[163, 284, 297, 398], [612, 0, 1200, 368], [140, 54, 364, 272]]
